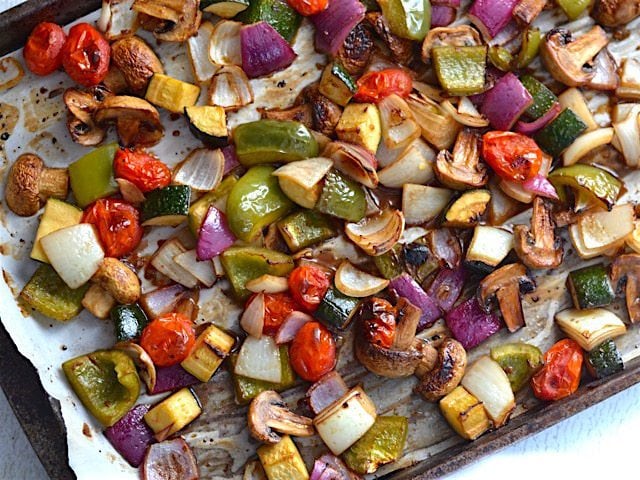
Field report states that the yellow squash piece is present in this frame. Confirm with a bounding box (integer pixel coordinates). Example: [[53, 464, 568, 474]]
[[144, 388, 202, 441], [31, 199, 83, 263], [181, 324, 235, 382], [146, 73, 201, 114], [336, 103, 381, 153], [257, 435, 309, 480], [439, 386, 491, 440]]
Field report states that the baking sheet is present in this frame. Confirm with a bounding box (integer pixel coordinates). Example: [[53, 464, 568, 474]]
[[0, 4, 639, 480]]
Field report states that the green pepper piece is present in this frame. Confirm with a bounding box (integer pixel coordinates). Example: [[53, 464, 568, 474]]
[[62, 350, 140, 426], [227, 166, 294, 242], [488, 47, 513, 72], [515, 28, 541, 69], [233, 120, 319, 166], [237, 0, 301, 42], [111, 304, 149, 342], [520, 75, 558, 120], [490, 343, 544, 392], [230, 346, 296, 405], [188, 175, 238, 235], [534, 108, 587, 157], [316, 170, 366, 222], [277, 210, 337, 252], [567, 263, 615, 309], [378, 0, 431, 41], [432, 46, 488, 96], [556, 0, 590, 20], [20, 264, 89, 321], [221, 246, 294, 299], [343, 416, 409, 475], [586, 339, 623, 379], [315, 286, 361, 331], [374, 244, 404, 280], [548, 164, 622, 210], [68, 144, 119, 208]]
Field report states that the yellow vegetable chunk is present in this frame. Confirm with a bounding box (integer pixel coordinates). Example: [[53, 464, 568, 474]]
[[146, 74, 201, 114], [31, 199, 83, 263], [181, 324, 235, 382], [257, 435, 309, 480], [144, 388, 202, 441], [336, 103, 381, 153], [439, 386, 491, 440]]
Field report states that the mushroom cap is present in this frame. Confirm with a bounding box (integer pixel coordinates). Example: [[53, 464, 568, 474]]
[[111, 36, 164, 94], [592, 0, 640, 27], [92, 258, 141, 305], [64, 86, 111, 146], [95, 95, 164, 147], [415, 338, 466, 402], [435, 129, 487, 190], [513, 197, 563, 269], [5, 154, 44, 216], [421, 25, 482, 63]]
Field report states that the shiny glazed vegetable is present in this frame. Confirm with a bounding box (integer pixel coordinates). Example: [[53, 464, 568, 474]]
[[23, 22, 67, 75], [531, 339, 583, 401]]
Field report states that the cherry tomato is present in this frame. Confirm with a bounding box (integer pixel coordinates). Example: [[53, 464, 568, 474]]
[[354, 69, 413, 103], [531, 338, 583, 401], [482, 131, 544, 182], [359, 298, 396, 349], [82, 198, 143, 258], [61, 23, 110, 87], [256, 293, 298, 336], [287, 0, 328, 15], [114, 148, 172, 193], [140, 313, 196, 367], [289, 321, 336, 382], [23, 22, 67, 76], [288, 265, 331, 313]]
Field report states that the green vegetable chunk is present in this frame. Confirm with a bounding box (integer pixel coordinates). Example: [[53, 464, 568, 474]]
[[230, 347, 296, 404], [516, 28, 542, 69], [520, 75, 558, 120], [316, 170, 366, 222], [277, 210, 337, 252], [142, 185, 191, 226], [315, 286, 361, 331], [432, 46, 488, 96], [62, 350, 140, 426], [488, 47, 513, 72], [490, 343, 544, 392], [238, 0, 301, 42], [534, 108, 587, 157], [374, 244, 404, 280], [567, 263, 615, 310], [188, 175, 238, 234], [111, 304, 149, 342], [378, 0, 431, 41], [556, 0, 590, 20], [586, 339, 624, 379], [68, 144, 118, 208], [548, 164, 622, 210]]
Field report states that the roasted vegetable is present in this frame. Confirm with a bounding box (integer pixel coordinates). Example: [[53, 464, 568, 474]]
[[343, 416, 408, 474], [144, 388, 202, 441], [585, 339, 624, 379], [567, 264, 615, 310], [444, 189, 491, 227], [439, 386, 491, 440], [490, 343, 544, 392]]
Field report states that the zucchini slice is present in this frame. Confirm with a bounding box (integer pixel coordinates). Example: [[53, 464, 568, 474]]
[[184, 106, 228, 147], [443, 189, 491, 227], [142, 185, 191, 226], [202, 0, 249, 17], [315, 286, 361, 331], [586, 339, 624, 379], [567, 263, 614, 309], [111, 304, 149, 342], [319, 62, 357, 107]]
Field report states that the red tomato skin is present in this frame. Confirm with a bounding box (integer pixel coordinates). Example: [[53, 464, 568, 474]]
[[288, 265, 331, 313], [289, 322, 336, 382], [114, 148, 172, 193], [61, 23, 110, 87], [531, 338, 583, 401], [287, 0, 328, 15], [359, 298, 396, 349], [23, 22, 67, 76], [140, 313, 196, 367], [82, 199, 143, 258], [482, 131, 544, 182], [354, 69, 413, 103], [256, 293, 298, 336]]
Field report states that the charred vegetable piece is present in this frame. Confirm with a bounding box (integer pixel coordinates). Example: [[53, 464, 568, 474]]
[[319, 62, 357, 107], [21, 264, 89, 321], [316, 170, 366, 222], [188, 175, 237, 234], [181, 324, 235, 382], [62, 349, 140, 426], [548, 164, 622, 210], [439, 386, 491, 440], [141, 185, 191, 226], [315, 286, 361, 331], [374, 244, 404, 280], [257, 435, 308, 480], [343, 416, 408, 475], [378, 0, 431, 41], [443, 189, 491, 227], [488, 46, 513, 72], [567, 264, 614, 309], [68, 143, 119, 208], [145, 74, 200, 114], [534, 108, 587, 157], [144, 387, 202, 441], [490, 343, 544, 392], [202, 0, 250, 17], [277, 210, 337, 252], [520, 75, 558, 120], [555, 308, 626, 352], [516, 28, 542, 69], [184, 105, 228, 147], [432, 46, 488, 96], [586, 339, 623, 379], [238, 0, 301, 42], [112, 304, 149, 342]]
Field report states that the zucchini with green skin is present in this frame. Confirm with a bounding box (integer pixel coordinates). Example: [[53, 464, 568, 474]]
[[238, 0, 302, 42], [141, 185, 191, 226], [277, 210, 337, 252], [319, 62, 357, 107], [315, 286, 361, 331], [567, 263, 615, 309], [586, 339, 623, 379], [111, 304, 149, 342], [521, 75, 558, 120], [443, 189, 491, 227], [201, 0, 249, 17], [534, 108, 587, 156], [184, 106, 228, 147]]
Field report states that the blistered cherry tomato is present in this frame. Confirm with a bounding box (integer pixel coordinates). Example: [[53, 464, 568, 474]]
[[359, 297, 396, 349], [113, 148, 172, 193], [354, 69, 413, 103], [482, 131, 544, 182], [82, 198, 143, 258], [258, 293, 298, 336], [288, 265, 331, 313], [61, 23, 110, 86], [531, 338, 583, 401], [23, 22, 67, 76], [289, 321, 336, 382], [287, 0, 328, 15], [140, 313, 196, 367]]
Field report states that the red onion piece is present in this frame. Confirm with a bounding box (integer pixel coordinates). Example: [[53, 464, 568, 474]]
[[275, 311, 313, 344], [142, 438, 199, 480], [307, 371, 349, 415], [481, 72, 533, 131], [151, 364, 200, 395], [515, 102, 561, 136], [390, 274, 442, 331], [222, 145, 240, 175], [468, 0, 520, 39], [428, 228, 462, 269], [197, 205, 236, 261], [316, 454, 360, 480], [431, 5, 457, 27], [445, 297, 502, 349], [105, 405, 155, 467], [432, 0, 461, 5], [241, 21, 297, 78], [426, 266, 466, 312], [240, 293, 265, 338], [522, 174, 559, 200], [140, 284, 187, 320], [309, 0, 366, 55]]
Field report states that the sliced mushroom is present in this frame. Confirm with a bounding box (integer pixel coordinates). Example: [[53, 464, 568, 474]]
[[513, 197, 563, 269], [5, 154, 68, 216], [63, 86, 112, 146], [365, 13, 413, 65], [586, 48, 619, 91], [92, 258, 141, 305], [336, 22, 374, 76], [512, 0, 546, 24], [115, 341, 157, 393], [610, 254, 640, 323], [477, 263, 536, 333], [111, 35, 164, 94], [95, 95, 164, 147], [540, 26, 609, 87], [248, 390, 314, 444], [415, 338, 466, 402], [421, 25, 482, 64], [592, 0, 640, 27], [133, 0, 201, 42], [435, 129, 488, 190]]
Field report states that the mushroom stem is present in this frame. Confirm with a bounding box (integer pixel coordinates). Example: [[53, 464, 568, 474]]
[[392, 297, 422, 350], [610, 254, 640, 323], [435, 129, 488, 190], [38, 167, 70, 200], [514, 197, 562, 269]]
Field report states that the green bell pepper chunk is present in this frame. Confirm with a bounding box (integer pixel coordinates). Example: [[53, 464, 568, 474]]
[[378, 0, 431, 41], [69, 144, 119, 208], [548, 164, 622, 210], [488, 47, 513, 72], [226, 165, 294, 242], [221, 246, 294, 299], [432, 46, 488, 96], [316, 170, 366, 222], [62, 350, 140, 426], [188, 175, 238, 235], [490, 343, 544, 392], [238, 0, 301, 42], [343, 416, 409, 475], [557, 0, 590, 20], [233, 120, 319, 166], [516, 28, 541, 69], [277, 210, 337, 252], [20, 264, 89, 321], [374, 244, 404, 280]]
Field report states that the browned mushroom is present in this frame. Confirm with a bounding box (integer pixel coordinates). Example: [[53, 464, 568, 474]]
[[512, 0, 546, 24], [414, 338, 466, 402], [5, 154, 68, 217], [592, 0, 640, 27], [111, 36, 164, 94], [513, 197, 563, 269], [304, 86, 343, 138], [586, 48, 619, 91], [133, 0, 201, 42], [421, 25, 482, 64], [477, 263, 536, 332], [248, 390, 314, 444], [336, 23, 375, 76], [365, 13, 414, 66], [540, 26, 609, 87], [435, 129, 488, 190], [63, 86, 112, 146], [92, 258, 142, 305], [261, 104, 314, 128], [610, 254, 640, 323], [95, 95, 164, 147]]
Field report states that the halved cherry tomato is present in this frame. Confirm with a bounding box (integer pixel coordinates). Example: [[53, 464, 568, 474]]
[[253, 293, 298, 336], [288, 265, 331, 313], [531, 338, 583, 401], [287, 0, 328, 15], [113, 148, 172, 193], [61, 23, 110, 87], [359, 297, 396, 349], [354, 69, 413, 103], [23, 22, 67, 76], [140, 313, 196, 367], [289, 321, 336, 382], [482, 131, 544, 183], [82, 198, 143, 258]]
